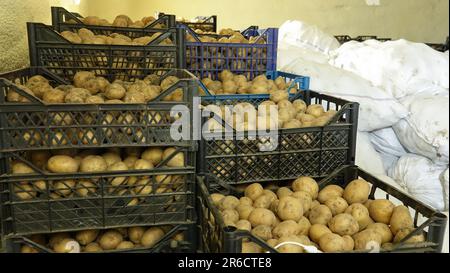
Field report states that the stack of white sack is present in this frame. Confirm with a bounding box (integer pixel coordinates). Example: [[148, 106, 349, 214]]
[[279, 57, 409, 132], [328, 38, 449, 211]]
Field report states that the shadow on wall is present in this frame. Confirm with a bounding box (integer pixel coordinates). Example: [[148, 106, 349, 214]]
[[0, 0, 83, 73]]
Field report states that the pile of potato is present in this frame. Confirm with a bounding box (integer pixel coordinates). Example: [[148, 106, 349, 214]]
[[7, 71, 184, 104], [12, 147, 186, 202], [59, 28, 172, 45], [187, 29, 264, 44], [210, 177, 425, 253], [20, 225, 183, 253], [204, 72, 338, 131], [67, 14, 163, 29]]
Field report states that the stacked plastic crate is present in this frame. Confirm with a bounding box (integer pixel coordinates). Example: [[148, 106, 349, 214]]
[[0, 7, 198, 253]]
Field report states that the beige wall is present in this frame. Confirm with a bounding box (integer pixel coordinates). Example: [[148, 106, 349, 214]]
[[0, 0, 87, 72], [83, 0, 449, 43]]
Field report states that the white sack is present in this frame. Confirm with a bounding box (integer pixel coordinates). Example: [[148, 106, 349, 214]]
[[370, 127, 407, 157], [277, 45, 330, 70], [330, 39, 449, 99], [281, 57, 409, 131], [278, 20, 340, 54], [441, 168, 449, 211], [379, 151, 399, 176], [356, 132, 386, 176], [391, 154, 446, 211], [393, 92, 449, 164]]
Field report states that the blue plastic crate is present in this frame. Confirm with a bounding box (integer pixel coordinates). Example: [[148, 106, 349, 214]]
[[184, 26, 278, 80], [200, 70, 310, 106]]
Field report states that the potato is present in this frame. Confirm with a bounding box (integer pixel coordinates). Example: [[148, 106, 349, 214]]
[[381, 242, 394, 251], [306, 104, 325, 117], [219, 196, 240, 210], [65, 88, 90, 103], [248, 208, 277, 227], [162, 148, 184, 167], [241, 242, 262, 253], [53, 180, 76, 196], [239, 196, 253, 206], [235, 220, 252, 231], [115, 241, 134, 250], [98, 230, 123, 250], [21, 245, 39, 253], [133, 159, 154, 171], [102, 152, 122, 167], [292, 177, 319, 199], [319, 233, 346, 252], [124, 91, 145, 103], [393, 228, 425, 244], [105, 83, 126, 100], [12, 161, 35, 174], [273, 220, 300, 238], [251, 225, 273, 241], [108, 162, 128, 186], [244, 183, 264, 201], [80, 155, 107, 173], [219, 70, 234, 81], [266, 238, 279, 248], [328, 214, 359, 236], [296, 113, 315, 123], [291, 191, 312, 212], [54, 238, 81, 253], [353, 229, 382, 250], [83, 242, 103, 252], [345, 203, 371, 231], [253, 194, 275, 209], [141, 227, 165, 247], [366, 223, 393, 244], [389, 205, 414, 235], [236, 205, 254, 220], [292, 100, 307, 113], [282, 119, 302, 129], [343, 179, 370, 204], [276, 187, 293, 199], [43, 89, 66, 103], [49, 232, 71, 248], [270, 90, 288, 103], [75, 229, 99, 245], [76, 180, 97, 197], [277, 196, 303, 221], [141, 148, 163, 165], [318, 185, 344, 204], [325, 197, 349, 216], [308, 205, 332, 225], [47, 155, 79, 173], [209, 193, 225, 207], [297, 216, 311, 236], [342, 235, 355, 251], [121, 155, 138, 169], [364, 199, 374, 210], [368, 199, 395, 224], [85, 95, 105, 104], [128, 226, 146, 244], [221, 209, 239, 224], [277, 235, 311, 253]]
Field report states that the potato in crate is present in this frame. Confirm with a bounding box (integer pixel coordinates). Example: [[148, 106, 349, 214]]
[[0, 147, 196, 236], [5, 224, 196, 253], [197, 165, 447, 253]]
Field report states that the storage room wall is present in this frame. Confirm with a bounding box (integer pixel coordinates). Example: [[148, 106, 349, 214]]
[[0, 0, 88, 72], [84, 0, 449, 43]]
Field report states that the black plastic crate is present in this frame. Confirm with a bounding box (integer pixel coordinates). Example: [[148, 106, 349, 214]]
[[200, 71, 310, 106], [0, 148, 196, 237], [198, 90, 358, 187], [27, 22, 185, 81], [3, 224, 196, 253], [197, 165, 448, 253], [51, 6, 176, 37], [0, 67, 198, 152], [158, 12, 217, 33], [184, 26, 278, 80]]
